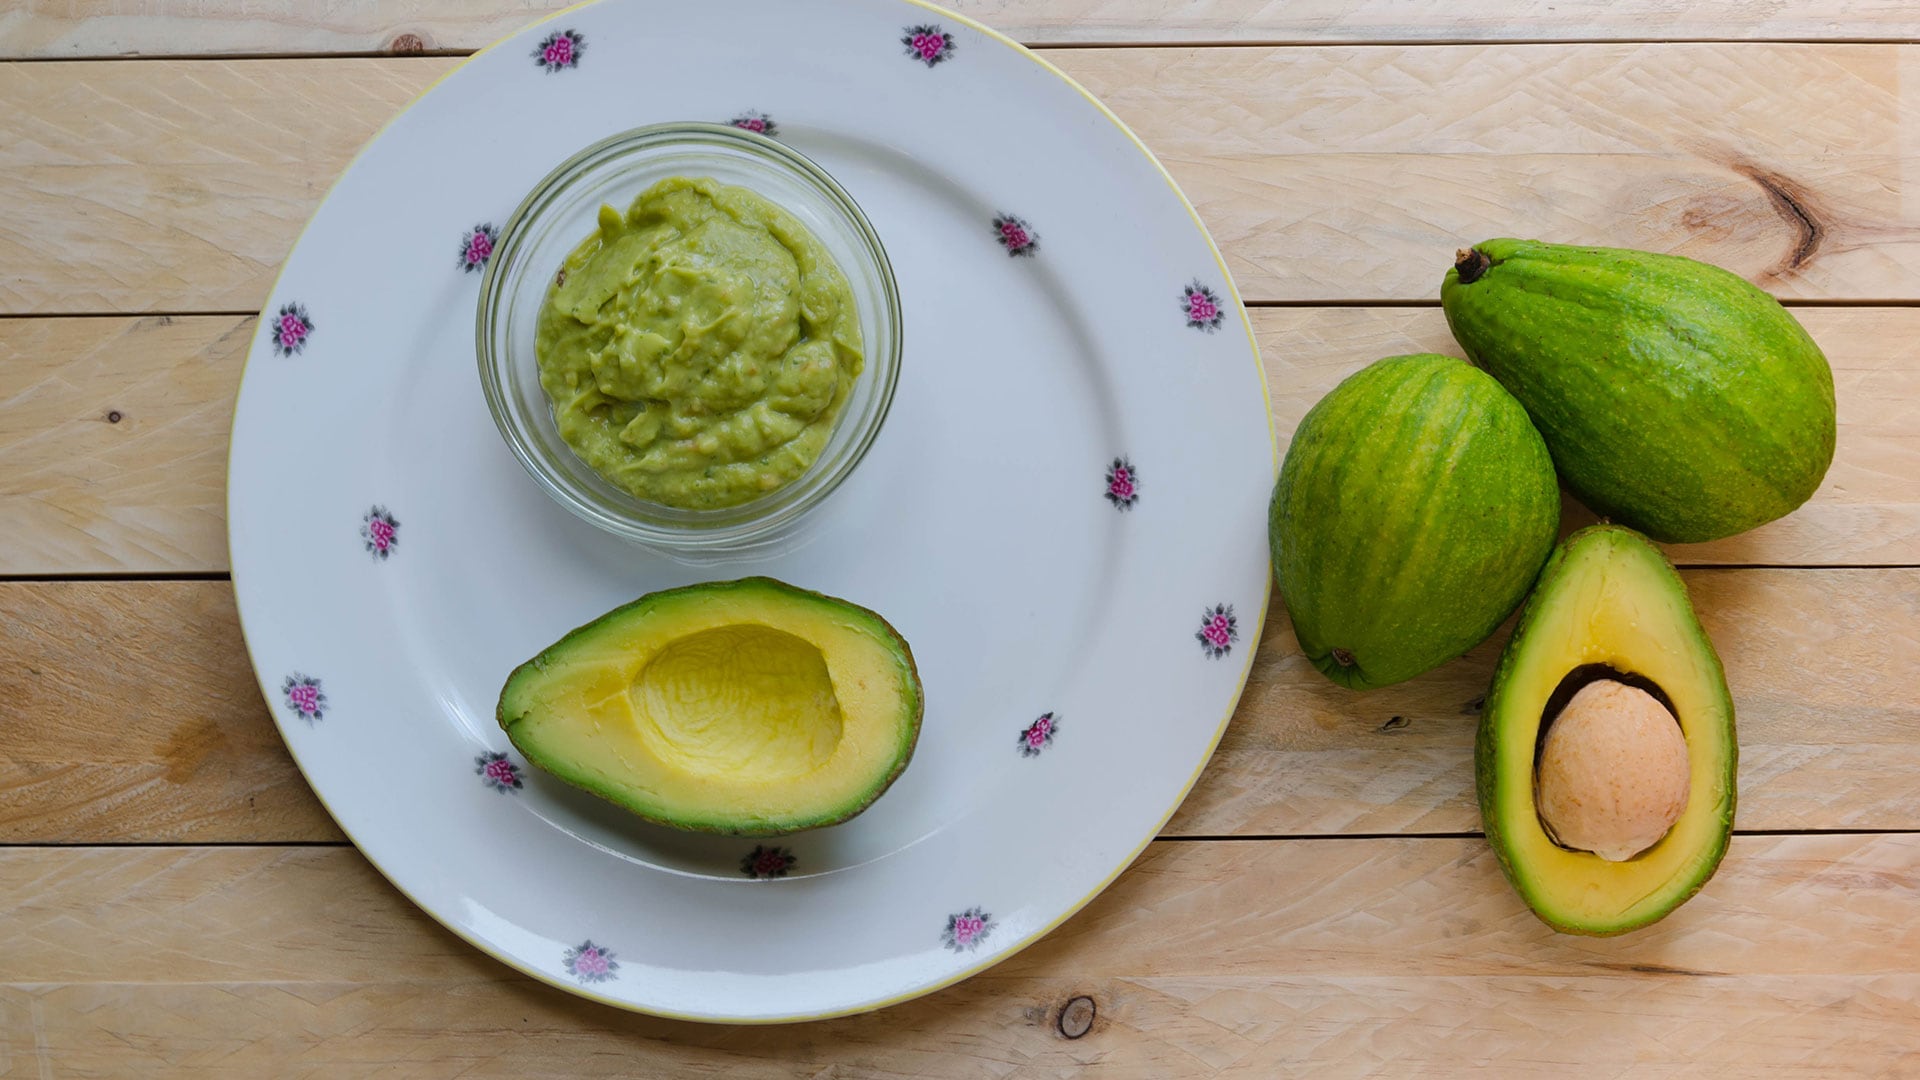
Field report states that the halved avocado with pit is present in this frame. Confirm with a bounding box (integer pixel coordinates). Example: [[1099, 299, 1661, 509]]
[[498, 577, 922, 835], [1478, 525, 1736, 935]]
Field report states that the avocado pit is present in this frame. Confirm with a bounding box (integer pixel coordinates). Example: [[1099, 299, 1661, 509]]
[[1534, 678, 1690, 862]]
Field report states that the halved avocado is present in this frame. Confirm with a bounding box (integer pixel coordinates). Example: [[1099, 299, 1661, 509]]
[[1478, 526, 1736, 935], [498, 577, 922, 835]]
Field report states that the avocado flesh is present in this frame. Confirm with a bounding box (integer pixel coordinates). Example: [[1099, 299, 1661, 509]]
[[498, 577, 922, 836], [1478, 526, 1736, 935]]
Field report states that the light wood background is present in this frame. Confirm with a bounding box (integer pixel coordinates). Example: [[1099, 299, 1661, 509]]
[[4, 2, 1917, 1076]]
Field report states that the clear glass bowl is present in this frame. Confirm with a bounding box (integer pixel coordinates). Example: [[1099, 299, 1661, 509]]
[[477, 122, 902, 557]]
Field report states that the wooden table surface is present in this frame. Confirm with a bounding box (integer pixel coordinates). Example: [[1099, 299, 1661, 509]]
[[5, 2, 1918, 1075]]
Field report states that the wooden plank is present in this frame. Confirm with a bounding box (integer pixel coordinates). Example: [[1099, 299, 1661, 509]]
[[0, 316, 244, 575], [0, 581, 341, 844], [1062, 44, 1920, 304], [1, 839, 1915, 1076], [4, 44, 1917, 313], [0, 58, 458, 316], [5, 568, 1915, 843], [1177, 565, 1920, 836], [6, 0, 1920, 59], [5, 307, 1912, 575]]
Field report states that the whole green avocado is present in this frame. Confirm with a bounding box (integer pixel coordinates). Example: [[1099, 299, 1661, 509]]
[[1269, 354, 1560, 690], [1441, 239, 1836, 544]]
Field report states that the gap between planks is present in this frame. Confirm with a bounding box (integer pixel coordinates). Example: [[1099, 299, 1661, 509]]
[[11, 37, 1920, 64], [7, 825, 1920, 850]]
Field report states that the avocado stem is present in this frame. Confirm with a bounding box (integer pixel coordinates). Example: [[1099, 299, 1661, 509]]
[[1331, 647, 1357, 668], [1454, 247, 1492, 285]]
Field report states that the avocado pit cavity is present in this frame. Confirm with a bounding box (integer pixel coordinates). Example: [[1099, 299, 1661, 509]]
[[635, 624, 845, 780], [1535, 678, 1690, 861]]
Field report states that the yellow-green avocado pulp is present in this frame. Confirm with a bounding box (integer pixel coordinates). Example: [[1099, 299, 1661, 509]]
[[534, 176, 863, 510], [497, 577, 923, 836]]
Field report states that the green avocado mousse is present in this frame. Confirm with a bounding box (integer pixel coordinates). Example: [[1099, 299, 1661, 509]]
[[533, 176, 864, 510]]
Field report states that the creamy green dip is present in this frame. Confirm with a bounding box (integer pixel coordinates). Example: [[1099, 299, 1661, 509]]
[[534, 176, 862, 510]]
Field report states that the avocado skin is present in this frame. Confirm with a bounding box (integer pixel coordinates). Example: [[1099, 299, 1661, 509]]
[[1269, 354, 1560, 690], [1442, 239, 1835, 544], [1477, 525, 1737, 936], [497, 577, 923, 836]]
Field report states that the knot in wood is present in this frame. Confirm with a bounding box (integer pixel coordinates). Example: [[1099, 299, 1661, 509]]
[[1057, 995, 1096, 1039]]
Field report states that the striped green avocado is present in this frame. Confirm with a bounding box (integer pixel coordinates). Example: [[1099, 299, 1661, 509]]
[[1269, 354, 1560, 690], [1441, 239, 1836, 544]]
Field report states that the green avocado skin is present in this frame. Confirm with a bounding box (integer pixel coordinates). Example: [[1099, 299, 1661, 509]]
[[1441, 239, 1836, 544], [497, 577, 923, 836], [1269, 354, 1560, 690]]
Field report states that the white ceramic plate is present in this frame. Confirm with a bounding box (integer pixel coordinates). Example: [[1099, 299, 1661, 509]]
[[229, 0, 1273, 1022]]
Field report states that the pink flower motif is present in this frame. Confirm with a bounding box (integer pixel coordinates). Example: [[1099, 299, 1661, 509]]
[[459, 223, 497, 272], [1183, 281, 1226, 332], [1018, 712, 1059, 757], [902, 24, 954, 67], [1105, 457, 1139, 510], [943, 907, 994, 952], [992, 214, 1037, 257], [533, 30, 583, 72], [563, 940, 618, 983], [282, 673, 326, 722], [742, 844, 797, 879], [1196, 604, 1239, 659], [268, 303, 313, 357], [360, 506, 400, 560], [727, 110, 781, 138], [476, 751, 522, 793]]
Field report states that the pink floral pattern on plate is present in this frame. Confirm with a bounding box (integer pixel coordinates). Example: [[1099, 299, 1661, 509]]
[[361, 506, 399, 559], [741, 845, 797, 879], [459, 223, 497, 272], [1105, 457, 1138, 510], [534, 29, 582, 72], [943, 907, 994, 952], [268, 303, 313, 357], [1197, 604, 1239, 659], [730, 111, 778, 137], [282, 674, 325, 723], [1018, 712, 1059, 757], [476, 751, 522, 793], [902, 24, 954, 67], [563, 940, 618, 983], [993, 214, 1037, 257], [1183, 281, 1225, 332]]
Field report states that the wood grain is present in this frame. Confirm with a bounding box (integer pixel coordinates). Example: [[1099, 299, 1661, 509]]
[[5, 307, 1908, 576], [0, 315, 245, 574], [6, 0, 1920, 58], [5, 44, 1919, 313], [1, 839, 1915, 1076], [1181, 566, 1920, 837], [5, 569, 1913, 843], [0, 581, 340, 844]]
